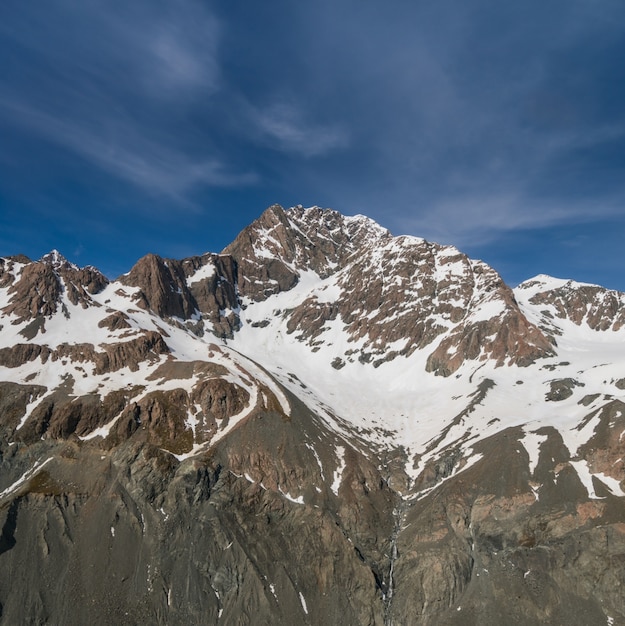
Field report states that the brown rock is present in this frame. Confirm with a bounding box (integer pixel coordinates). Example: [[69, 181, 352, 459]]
[[1, 254, 108, 324], [526, 280, 625, 331], [95, 331, 169, 373], [222, 205, 390, 301], [0, 343, 51, 368], [98, 311, 132, 331], [183, 254, 240, 337], [577, 400, 625, 486], [122, 253, 240, 337], [121, 253, 198, 319], [3, 262, 63, 322]]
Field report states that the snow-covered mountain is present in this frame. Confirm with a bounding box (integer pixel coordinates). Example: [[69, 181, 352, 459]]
[[1, 205, 624, 625]]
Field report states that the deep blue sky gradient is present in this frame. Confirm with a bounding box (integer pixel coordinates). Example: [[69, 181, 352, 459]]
[[1, 0, 625, 289]]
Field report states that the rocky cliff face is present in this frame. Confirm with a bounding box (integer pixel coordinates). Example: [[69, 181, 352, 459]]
[[1, 252, 108, 336], [222, 205, 390, 301], [1, 206, 625, 625], [228, 206, 554, 376], [121, 252, 240, 338]]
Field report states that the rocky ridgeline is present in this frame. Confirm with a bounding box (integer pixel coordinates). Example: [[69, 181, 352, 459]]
[[0, 206, 624, 624], [0, 207, 556, 376], [121, 252, 240, 338], [227, 205, 555, 375], [517, 275, 625, 333], [222, 205, 391, 300], [0, 253, 107, 336]]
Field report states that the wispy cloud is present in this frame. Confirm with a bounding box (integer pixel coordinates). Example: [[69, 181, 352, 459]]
[[388, 186, 625, 250], [252, 102, 349, 158], [274, 0, 625, 249], [111, 2, 221, 98], [0, 0, 254, 198], [409, 121, 625, 246], [0, 94, 257, 198], [1, 0, 624, 289], [0, 0, 221, 97]]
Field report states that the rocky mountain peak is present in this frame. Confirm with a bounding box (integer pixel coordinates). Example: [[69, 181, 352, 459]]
[[121, 253, 197, 320], [0, 252, 108, 333], [231, 206, 554, 375], [1, 205, 625, 625], [222, 204, 392, 301], [39, 249, 79, 271], [284, 205, 392, 255], [516, 274, 625, 333], [121, 252, 240, 338], [36, 249, 109, 297]]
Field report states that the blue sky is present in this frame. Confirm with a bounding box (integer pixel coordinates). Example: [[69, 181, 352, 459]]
[[1, 1, 625, 290]]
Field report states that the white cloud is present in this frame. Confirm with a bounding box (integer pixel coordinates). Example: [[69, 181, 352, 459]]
[[393, 191, 624, 248], [0, 95, 257, 197], [254, 102, 349, 157], [0, 1, 258, 198], [118, 3, 221, 98], [0, 0, 221, 98]]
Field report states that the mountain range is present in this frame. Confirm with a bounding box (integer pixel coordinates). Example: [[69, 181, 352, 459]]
[[1, 205, 624, 625]]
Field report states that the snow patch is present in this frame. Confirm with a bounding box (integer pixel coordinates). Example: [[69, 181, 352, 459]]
[[331, 446, 346, 496], [521, 430, 548, 475], [299, 592, 308, 615], [305, 442, 325, 479], [0, 458, 53, 499], [187, 262, 216, 285], [269, 583, 278, 601], [570, 460, 605, 500], [279, 487, 304, 504], [593, 471, 625, 497]]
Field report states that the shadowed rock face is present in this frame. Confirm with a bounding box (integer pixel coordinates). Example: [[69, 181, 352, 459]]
[[122, 253, 198, 320], [388, 427, 625, 625], [1, 406, 624, 625], [2, 253, 108, 324], [121, 252, 240, 338], [0, 397, 396, 626], [1, 206, 625, 625]]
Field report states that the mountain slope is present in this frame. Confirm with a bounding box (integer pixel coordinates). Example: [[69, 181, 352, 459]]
[[1, 206, 624, 625]]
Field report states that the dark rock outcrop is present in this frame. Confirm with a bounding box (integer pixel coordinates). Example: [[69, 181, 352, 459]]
[[0, 344, 51, 368], [1, 253, 108, 328], [121, 253, 199, 320], [121, 253, 240, 337]]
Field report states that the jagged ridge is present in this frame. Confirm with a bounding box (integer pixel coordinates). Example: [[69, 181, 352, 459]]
[[0, 205, 624, 625]]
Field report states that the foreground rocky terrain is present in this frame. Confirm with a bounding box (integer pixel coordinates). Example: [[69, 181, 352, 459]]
[[1, 205, 624, 625]]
